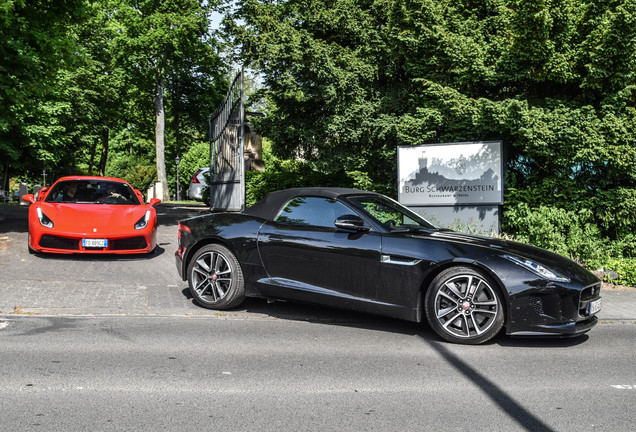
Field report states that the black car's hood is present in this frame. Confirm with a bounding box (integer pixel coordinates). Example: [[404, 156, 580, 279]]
[[412, 229, 600, 286], [429, 230, 554, 260]]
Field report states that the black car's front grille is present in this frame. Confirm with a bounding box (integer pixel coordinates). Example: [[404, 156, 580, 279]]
[[39, 235, 80, 250], [110, 237, 147, 250], [579, 283, 601, 317]]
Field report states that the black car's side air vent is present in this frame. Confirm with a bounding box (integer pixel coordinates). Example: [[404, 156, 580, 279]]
[[529, 295, 545, 316], [380, 255, 422, 266]]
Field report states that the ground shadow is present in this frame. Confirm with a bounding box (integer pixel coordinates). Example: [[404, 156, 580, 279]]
[[0, 204, 28, 234], [428, 340, 559, 432], [179, 291, 591, 349], [155, 204, 208, 226]]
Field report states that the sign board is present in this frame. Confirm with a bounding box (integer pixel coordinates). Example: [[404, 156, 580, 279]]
[[398, 141, 503, 206]]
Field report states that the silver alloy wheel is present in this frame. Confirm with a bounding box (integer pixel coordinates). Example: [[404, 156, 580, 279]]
[[433, 273, 499, 339], [191, 250, 234, 303]]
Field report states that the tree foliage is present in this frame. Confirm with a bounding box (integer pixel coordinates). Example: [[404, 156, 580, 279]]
[[1, 0, 227, 196], [232, 0, 636, 245], [0, 0, 89, 173]]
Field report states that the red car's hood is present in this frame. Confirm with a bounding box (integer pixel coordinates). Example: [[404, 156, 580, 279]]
[[40, 203, 150, 234]]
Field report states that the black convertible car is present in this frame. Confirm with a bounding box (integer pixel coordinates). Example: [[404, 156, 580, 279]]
[[175, 187, 601, 344]]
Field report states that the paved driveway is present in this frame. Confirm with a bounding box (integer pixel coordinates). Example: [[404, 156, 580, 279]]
[[0, 204, 204, 315], [0, 204, 372, 322], [1, 203, 634, 322]]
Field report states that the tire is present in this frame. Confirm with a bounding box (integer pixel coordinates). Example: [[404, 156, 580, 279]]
[[187, 244, 245, 310], [424, 266, 504, 345]]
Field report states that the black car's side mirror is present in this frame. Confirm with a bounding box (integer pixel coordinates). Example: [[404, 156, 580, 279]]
[[334, 214, 370, 232]]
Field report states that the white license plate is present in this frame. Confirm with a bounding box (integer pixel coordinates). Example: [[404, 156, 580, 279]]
[[82, 238, 108, 248], [588, 298, 602, 315]]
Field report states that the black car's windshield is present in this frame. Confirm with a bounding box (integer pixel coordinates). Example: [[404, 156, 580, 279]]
[[348, 195, 437, 231], [44, 180, 141, 205]]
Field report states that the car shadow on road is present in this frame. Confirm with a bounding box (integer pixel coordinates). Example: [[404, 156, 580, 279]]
[[31, 246, 166, 261], [180, 290, 590, 349]]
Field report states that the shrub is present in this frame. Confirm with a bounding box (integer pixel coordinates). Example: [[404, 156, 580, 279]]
[[178, 141, 210, 194], [602, 258, 636, 287], [502, 203, 607, 266], [246, 159, 348, 207], [245, 139, 350, 207]]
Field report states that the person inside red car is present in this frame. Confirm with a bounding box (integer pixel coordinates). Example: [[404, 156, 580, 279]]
[[60, 182, 78, 202]]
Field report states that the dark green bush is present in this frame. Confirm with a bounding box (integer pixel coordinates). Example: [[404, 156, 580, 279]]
[[246, 159, 349, 207], [602, 258, 636, 287], [178, 141, 210, 196], [245, 139, 351, 207], [502, 202, 636, 286], [503, 203, 606, 266]]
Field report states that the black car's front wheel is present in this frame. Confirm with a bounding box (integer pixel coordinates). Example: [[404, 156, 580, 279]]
[[187, 244, 245, 310], [425, 267, 504, 345]]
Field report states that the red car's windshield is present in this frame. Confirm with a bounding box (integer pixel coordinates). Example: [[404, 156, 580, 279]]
[[45, 180, 141, 205]]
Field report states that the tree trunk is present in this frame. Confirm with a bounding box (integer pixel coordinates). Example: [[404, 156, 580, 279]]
[[173, 83, 182, 156], [155, 75, 169, 201], [88, 136, 98, 176], [98, 128, 109, 176]]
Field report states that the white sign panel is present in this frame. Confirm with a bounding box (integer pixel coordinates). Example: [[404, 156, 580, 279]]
[[398, 141, 503, 206]]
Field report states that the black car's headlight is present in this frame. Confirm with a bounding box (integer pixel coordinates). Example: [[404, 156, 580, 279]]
[[502, 254, 570, 283], [36, 207, 54, 229], [135, 210, 151, 230]]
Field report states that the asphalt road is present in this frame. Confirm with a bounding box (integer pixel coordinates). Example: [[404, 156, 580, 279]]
[[0, 315, 635, 432]]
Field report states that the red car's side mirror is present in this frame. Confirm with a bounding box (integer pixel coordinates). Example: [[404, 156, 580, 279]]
[[22, 194, 36, 204], [149, 198, 161, 206], [37, 186, 49, 201]]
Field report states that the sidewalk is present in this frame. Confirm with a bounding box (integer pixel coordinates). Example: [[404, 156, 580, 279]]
[[597, 285, 636, 322]]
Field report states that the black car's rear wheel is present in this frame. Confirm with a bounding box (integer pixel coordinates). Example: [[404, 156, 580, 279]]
[[425, 266, 504, 345], [187, 244, 245, 310]]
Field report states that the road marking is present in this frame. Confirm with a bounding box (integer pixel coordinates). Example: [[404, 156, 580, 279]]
[[611, 385, 636, 389]]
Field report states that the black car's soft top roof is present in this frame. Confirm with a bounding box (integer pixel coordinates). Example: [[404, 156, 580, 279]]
[[244, 187, 374, 221]]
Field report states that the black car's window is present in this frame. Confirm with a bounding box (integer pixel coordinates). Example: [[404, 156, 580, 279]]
[[45, 180, 141, 205], [348, 195, 436, 230], [275, 197, 352, 228]]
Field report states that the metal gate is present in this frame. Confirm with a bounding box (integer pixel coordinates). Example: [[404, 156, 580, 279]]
[[209, 71, 244, 212]]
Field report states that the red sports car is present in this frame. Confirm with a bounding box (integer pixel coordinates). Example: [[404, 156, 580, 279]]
[[23, 176, 161, 254]]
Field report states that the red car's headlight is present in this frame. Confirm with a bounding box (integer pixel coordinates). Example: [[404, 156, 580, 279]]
[[135, 210, 151, 230], [36, 207, 54, 229]]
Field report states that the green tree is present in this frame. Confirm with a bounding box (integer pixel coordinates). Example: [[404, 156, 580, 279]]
[[108, 0, 225, 200], [57, 1, 131, 178], [232, 0, 636, 240], [0, 0, 89, 178]]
